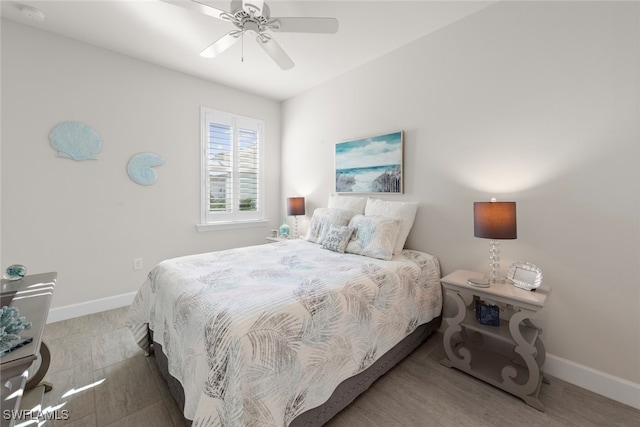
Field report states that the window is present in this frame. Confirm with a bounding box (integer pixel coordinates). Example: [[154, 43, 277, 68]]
[[199, 108, 265, 229]]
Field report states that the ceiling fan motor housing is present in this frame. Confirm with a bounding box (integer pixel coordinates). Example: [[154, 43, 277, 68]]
[[230, 0, 271, 22], [226, 0, 272, 35]]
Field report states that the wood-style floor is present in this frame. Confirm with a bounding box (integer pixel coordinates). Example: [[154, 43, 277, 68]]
[[31, 307, 639, 426]]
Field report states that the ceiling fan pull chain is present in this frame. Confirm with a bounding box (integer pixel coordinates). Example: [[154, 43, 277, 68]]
[[241, 29, 244, 63]]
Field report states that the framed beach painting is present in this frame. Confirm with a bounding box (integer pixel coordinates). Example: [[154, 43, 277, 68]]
[[335, 131, 403, 193]]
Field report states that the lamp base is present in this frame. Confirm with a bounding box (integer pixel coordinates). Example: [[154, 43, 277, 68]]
[[487, 239, 504, 284]]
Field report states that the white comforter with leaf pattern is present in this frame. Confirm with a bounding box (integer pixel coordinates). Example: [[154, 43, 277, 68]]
[[128, 239, 441, 426]]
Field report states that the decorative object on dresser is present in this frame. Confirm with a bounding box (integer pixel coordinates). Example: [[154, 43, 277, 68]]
[[440, 269, 551, 411], [0, 306, 32, 356], [475, 300, 499, 326], [286, 197, 305, 238], [473, 199, 517, 284], [279, 220, 290, 238], [3, 264, 27, 281], [467, 277, 490, 288], [507, 261, 543, 291], [335, 131, 403, 193]]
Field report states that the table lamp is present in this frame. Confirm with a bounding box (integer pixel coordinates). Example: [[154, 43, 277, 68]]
[[473, 199, 517, 284], [287, 197, 305, 239]]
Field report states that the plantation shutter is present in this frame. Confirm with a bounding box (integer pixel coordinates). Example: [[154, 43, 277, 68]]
[[236, 126, 260, 213], [208, 122, 233, 212], [202, 109, 264, 224]]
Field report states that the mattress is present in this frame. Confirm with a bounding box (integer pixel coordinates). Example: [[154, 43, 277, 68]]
[[151, 318, 441, 427], [128, 239, 442, 426]]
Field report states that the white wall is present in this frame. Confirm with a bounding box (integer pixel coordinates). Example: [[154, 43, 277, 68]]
[[1, 20, 281, 308], [281, 0, 640, 389], [2, 0, 638, 407]]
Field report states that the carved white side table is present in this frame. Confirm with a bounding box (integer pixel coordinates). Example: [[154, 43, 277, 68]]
[[440, 269, 551, 411]]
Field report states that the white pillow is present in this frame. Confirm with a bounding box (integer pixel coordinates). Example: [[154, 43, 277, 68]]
[[327, 195, 367, 215], [302, 208, 354, 244], [364, 198, 418, 255], [345, 215, 400, 261]]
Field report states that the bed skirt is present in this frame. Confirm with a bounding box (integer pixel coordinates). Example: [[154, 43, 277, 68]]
[[150, 316, 441, 427]]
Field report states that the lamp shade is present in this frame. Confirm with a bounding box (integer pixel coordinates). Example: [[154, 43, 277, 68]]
[[287, 197, 305, 216], [474, 202, 517, 239]]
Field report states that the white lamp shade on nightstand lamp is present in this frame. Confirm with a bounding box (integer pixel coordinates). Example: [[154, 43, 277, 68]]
[[473, 200, 517, 284]]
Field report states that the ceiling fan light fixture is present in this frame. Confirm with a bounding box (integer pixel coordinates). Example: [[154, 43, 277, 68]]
[[243, 21, 260, 35]]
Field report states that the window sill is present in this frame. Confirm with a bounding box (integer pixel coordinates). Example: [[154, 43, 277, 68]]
[[196, 219, 270, 232]]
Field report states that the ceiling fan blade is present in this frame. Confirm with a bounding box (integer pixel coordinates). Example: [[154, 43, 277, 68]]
[[242, 0, 264, 15], [257, 37, 294, 70], [161, 0, 227, 20], [199, 32, 240, 58], [270, 17, 339, 34]]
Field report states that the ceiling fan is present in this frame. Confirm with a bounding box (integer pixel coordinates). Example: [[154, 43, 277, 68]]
[[164, 0, 339, 70]]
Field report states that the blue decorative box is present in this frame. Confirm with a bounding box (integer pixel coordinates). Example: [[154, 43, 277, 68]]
[[476, 300, 499, 326]]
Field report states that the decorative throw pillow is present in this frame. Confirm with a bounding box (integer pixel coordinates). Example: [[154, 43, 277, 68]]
[[327, 195, 367, 215], [364, 198, 418, 255], [322, 225, 355, 254], [345, 215, 400, 261], [302, 208, 354, 244]]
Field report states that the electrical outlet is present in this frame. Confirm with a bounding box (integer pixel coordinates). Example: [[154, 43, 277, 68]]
[[133, 258, 143, 271]]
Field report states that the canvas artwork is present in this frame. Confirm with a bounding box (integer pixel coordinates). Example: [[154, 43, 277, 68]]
[[335, 131, 403, 193]]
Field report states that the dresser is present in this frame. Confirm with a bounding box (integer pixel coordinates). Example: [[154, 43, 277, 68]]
[[1, 272, 56, 427]]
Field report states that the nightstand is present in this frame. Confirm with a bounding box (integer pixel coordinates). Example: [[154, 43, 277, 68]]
[[439, 269, 551, 411], [265, 236, 288, 243]]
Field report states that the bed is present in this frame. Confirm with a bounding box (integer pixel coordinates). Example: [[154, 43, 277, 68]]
[[128, 198, 442, 426]]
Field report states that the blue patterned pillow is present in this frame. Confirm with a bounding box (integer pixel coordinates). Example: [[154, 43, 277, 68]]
[[322, 225, 355, 254], [345, 215, 400, 260], [302, 208, 354, 244]]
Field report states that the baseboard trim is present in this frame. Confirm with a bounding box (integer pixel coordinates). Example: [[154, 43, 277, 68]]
[[47, 292, 137, 324], [48, 293, 639, 410], [545, 353, 640, 410]]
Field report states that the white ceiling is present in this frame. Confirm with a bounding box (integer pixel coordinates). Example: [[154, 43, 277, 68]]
[[1, 0, 496, 100]]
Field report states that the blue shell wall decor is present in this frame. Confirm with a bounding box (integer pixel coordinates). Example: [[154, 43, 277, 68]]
[[49, 121, 102, 160], [127, 153, 165, 185]]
